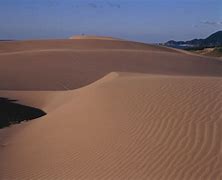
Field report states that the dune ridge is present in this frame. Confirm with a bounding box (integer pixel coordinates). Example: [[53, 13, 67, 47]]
[[0, 39, 222, 90], [69, 35, 122, 41], [0, 72, 222, 179], [0, 38, 222, 179]]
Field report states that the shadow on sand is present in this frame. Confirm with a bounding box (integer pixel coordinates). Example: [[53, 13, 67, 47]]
[[0, 97, 46, 129]]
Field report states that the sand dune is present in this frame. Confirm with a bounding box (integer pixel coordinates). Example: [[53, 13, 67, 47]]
[[0, 38, 222, 179], [0, 73, 221, 179], [0, 38, 222, 90], [0, 38, 177, 53], [69, 35, 122, 41]]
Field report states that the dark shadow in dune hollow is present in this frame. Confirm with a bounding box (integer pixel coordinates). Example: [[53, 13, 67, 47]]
[[0, 97, 46, 129]]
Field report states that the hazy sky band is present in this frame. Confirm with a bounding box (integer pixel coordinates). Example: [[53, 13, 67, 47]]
[[0, 0, 221, 42]]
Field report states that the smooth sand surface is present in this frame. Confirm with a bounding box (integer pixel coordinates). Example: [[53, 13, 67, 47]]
[[0, 37, 222, 179], [0, 38, 222, 90]]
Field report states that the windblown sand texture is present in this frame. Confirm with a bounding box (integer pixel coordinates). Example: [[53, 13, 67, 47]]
[[0, 37, 221, 180]]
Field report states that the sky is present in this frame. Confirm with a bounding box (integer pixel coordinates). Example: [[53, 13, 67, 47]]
[[0, 0, 221, 43]]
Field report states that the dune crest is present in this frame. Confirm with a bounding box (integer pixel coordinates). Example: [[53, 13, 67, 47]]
[[69, 35, 122, 41], [0, 72, 222, 179], [0, 39, 222, 90], [0, 37, 222, 179]]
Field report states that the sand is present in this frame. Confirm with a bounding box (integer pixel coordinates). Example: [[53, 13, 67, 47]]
[[0, 37, 221, 179], [69, 35, 122, 40]]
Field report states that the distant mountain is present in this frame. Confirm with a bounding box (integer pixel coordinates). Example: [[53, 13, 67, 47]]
[[164, 31, 222, 49]]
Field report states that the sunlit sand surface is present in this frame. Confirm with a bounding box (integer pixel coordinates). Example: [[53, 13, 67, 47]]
[[0, 37, 221, 179]]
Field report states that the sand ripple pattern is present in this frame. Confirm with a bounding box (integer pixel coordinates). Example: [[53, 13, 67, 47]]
[[0, 73, 221, 180]]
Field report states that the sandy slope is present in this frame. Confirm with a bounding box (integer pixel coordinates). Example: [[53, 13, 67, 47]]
[[0, 39, 222, 90], [0, 38, 222, 179], [0, 73, 221, 179], [69, 35, 122, 40]]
